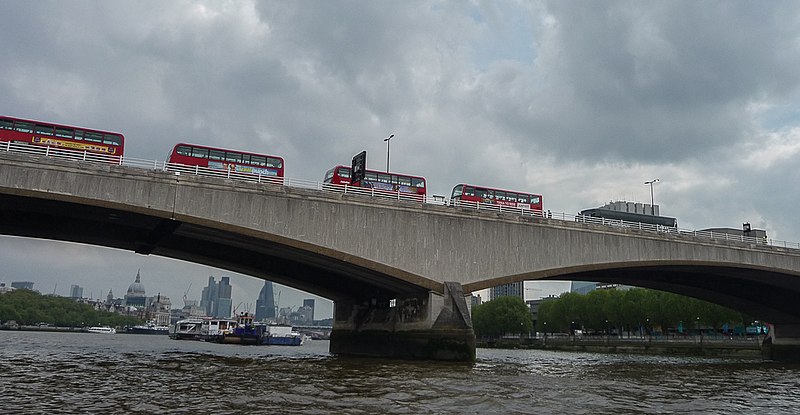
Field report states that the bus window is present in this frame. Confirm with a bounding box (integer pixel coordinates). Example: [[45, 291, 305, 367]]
[[176, 145, 192, 156], [452, 185, 463, 198], [250, 155, 266, 167], [73, 130, 85, 140], [209, 149, 225, 161], [518, 194, 529, 204], [34, 124, 54, 136], [506, 192, 517, 203], [398, 176, 412, 186], [464, 186, 475, 197], [0, 118, 12, 130], [240, 154, 251, 164], [365, 172, 377, 181], [324, 169, 334, 182], [412, 178, 425, 188], [475, 188, 488, 199], [267, 157, 282, 168], [84, 132, 103, 143], [377, 173, 391, 183], [338, 167, 351, 179], [103, 134, 122, 145], [55, 127, 73, 138], [14, 122, 34, 133], [191, 147, 209, 158], [225, 152, 241, 163], [531, 196, 541, 204]]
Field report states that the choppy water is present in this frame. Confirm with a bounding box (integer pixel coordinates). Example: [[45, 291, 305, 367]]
[[1, 331, 799, 414]]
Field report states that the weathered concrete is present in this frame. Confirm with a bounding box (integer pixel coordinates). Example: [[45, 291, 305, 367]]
[[330, 283, 475, 360], [3, 151, 800, 360]]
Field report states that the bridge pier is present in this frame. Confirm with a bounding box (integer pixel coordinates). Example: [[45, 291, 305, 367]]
[[762, 324, 800, 362], [329, 282, 476, 361]]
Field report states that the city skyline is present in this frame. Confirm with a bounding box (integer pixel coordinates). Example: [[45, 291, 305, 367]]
[[0, 262, 334, 320]]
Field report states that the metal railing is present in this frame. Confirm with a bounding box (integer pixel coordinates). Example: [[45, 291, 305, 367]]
[[2, 141, 799, 250]]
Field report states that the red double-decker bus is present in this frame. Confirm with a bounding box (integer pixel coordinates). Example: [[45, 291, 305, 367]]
[[0, 115, 124, 158], [167, 143, 284, 179], [323, 165, 427, 198], [450, 184, 543, 212]]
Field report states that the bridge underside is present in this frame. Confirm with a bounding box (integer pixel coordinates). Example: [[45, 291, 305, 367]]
[[0, 192, 475, 360], [0, 192, 431, 302]]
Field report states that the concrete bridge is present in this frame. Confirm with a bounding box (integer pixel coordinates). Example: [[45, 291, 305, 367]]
[[2, 149, 800, 361]]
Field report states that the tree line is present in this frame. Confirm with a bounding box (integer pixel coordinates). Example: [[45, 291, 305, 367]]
[[0, 289, 141, 328], [472, 288, 752, 339]]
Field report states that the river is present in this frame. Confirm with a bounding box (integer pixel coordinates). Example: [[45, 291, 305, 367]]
[[1, 330, 798, 414]]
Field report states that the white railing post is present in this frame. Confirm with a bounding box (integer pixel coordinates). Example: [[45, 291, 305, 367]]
[[46, 146, 50, 157], [194, 165, 199, 176], [258, 174, 262, 183]]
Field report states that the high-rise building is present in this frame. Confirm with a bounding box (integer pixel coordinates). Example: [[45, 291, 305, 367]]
[[70, 284, 84, 299], [10, 281, 34, 291], [200, 276, 233, 318], [200, 276, 217, 317], [255, 281, 276, 321], [303, 299, 315, 322], [490, 282, 524, 300], [570, 281, 597, 295], [215, 277, 232, 318]]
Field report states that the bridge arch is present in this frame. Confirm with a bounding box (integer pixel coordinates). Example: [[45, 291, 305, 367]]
[[465, 261, 800, 324]]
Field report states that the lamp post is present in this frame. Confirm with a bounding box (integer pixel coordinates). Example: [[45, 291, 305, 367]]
[[383, 134, 394, 173], [644, 178, 660, 215]]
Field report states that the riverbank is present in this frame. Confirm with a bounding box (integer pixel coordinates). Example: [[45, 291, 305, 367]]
[[478, 335, 766, 359]]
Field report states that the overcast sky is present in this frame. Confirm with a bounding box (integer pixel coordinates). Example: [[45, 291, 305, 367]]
[[2, 1, 800, 318]]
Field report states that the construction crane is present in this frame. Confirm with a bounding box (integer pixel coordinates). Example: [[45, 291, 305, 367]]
[[182, 283, 192, 307], [232, 301, 243, 315]]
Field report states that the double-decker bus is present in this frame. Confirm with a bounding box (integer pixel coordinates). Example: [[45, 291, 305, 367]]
[[168, 143, 284, 180], [0, 115, 124, 159], [323, 165, 427, 199], [450, 184, 543, 212]]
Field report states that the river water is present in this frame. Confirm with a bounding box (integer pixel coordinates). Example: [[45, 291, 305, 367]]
[[1, 331, 799, 414]]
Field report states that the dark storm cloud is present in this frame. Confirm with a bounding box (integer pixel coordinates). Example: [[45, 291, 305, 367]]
[[476, 1, 800, 163], [2, 1, 800, 303]]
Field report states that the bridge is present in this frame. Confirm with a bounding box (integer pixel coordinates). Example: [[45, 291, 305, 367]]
[[2, 145, 800, 361]]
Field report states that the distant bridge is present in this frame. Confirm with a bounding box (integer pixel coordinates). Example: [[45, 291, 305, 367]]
[[2, 143, 800, 361]]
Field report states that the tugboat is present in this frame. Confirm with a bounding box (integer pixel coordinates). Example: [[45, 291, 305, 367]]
[[218, 313, 260, 345]]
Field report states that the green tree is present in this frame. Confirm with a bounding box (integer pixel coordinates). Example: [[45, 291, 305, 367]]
[[472, 296, 532, 339]]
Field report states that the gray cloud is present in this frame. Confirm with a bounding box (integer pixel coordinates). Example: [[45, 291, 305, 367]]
[[2, 1, 800, 306]]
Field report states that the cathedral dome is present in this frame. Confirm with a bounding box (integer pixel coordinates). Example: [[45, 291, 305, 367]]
[[126, 270, 146, 296]]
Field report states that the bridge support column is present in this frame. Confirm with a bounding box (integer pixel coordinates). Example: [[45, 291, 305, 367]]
[[329, 282, 476, 361], [762, 324, 800, 362]]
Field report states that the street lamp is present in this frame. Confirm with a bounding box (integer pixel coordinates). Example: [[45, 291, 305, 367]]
[[644, 178, 660, 215], [383, 134, 394, 173]]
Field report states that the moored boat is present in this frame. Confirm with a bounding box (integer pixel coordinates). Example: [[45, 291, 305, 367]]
[[169, 318, 204, 340], [218, 313, 260, 345], [258, 324, 304, 346], [198, 318, 238, 342], [124, 320, 170, 335], [86, 326, 116, 334]]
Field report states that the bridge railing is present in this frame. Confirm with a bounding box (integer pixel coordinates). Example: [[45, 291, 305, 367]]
[[3, 141, 800, 251]]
